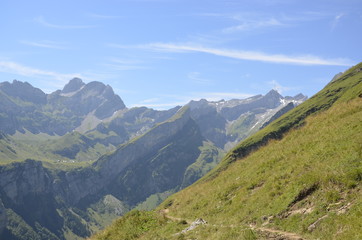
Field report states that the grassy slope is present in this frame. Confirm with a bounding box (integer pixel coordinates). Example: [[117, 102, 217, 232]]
[[92, 63, 362, 240], [0, 129, 115, 169]]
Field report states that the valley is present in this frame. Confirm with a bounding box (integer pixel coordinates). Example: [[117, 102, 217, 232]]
[[0, 77, 304, 239]]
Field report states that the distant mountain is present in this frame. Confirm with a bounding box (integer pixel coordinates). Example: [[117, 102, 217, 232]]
[[91, 64, 362, 240], [0, 78, 126, 135], [187, 89, 305, 150], [0, 77, 307, 239]]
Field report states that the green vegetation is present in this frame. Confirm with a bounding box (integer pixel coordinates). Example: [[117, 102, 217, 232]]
[[92, 210, 169, 240], [0, 128, 119, 170], [136, 191, 174, 211], [182, 141, 225, 187], [91, 63, 362, 239], [226, 112, 256, 139]]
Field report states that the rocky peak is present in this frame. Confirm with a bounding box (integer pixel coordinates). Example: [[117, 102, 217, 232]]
[[0, 80, 46, 104], [260, 89, 283, 109], [188, 99, 209, 110], [293, 93, 308, 101], [265, 89, 283, 99], [61, 78, 85, 94], [68, 81, 126, 118]]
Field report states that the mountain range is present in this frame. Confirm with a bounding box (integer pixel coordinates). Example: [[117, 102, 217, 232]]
[[0, 77, 307, 239], [92, 63, 362, 240]]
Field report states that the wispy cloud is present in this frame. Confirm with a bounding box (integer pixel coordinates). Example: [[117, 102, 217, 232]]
[[223, 18, 285, 33], [34, 16, 96, 29], [188, 72, 213, 85], [140, 98, 161, 103], [201, 11, 331, 34], [139, 43, 353, 66], [331, 13, 346, 30], [267, 80, 295, 94], [0, 61, 85, 87], [103, 58, 147, 71], [19, 40, 67, 49]]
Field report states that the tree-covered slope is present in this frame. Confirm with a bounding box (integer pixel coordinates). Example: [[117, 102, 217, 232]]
[[92, 63, 362, 240]]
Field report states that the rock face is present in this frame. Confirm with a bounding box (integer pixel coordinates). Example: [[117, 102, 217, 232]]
[[0, 160, 65, 239], [261, 102, 295, 128], [0, 79, 126, 135], [0, 80, 47, 104], [0, 160, 53, 204], [187, 89, 306, 149], [61, 77, 85, 94]]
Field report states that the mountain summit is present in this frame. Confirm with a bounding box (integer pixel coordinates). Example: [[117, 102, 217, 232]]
[[61, 77, 85, 94]]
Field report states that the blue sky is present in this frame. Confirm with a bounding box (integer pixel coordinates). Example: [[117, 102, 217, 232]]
[[0, 0, 361, 109]]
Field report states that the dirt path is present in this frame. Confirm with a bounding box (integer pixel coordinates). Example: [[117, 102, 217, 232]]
[[253, 226, 304, 240], [160, 209, 305, 240]]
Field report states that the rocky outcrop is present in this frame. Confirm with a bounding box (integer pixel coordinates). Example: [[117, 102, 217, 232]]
[[0, 160, 53, 204]]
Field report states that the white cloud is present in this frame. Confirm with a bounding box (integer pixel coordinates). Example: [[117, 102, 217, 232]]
[[223, 18, 285, 33], [187, 72, 213, 84], [103, 58, 147, 71], [267, 80, 294, 94], [140, 98, 161, 103], [34, 16, 96, 29], [19, 40, 67, 49], [331, 13, 346, 30], [141, 43, 353, 66], [0, 61, 85, 86]]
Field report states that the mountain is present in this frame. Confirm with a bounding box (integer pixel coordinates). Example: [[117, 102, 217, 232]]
[[0, 78, 304, 166], [92, 63, 362, 240], [0, 108, 203, 239], [0, 78, 126, 135], [0, 78, 306, 239], [187, 89, 305, 150]]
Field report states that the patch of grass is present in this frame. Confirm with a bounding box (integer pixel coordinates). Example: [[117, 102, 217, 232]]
[[92, 210, 167, 240]]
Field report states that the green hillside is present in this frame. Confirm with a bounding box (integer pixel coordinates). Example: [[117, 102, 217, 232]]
[[92, 63, 362, 240]]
